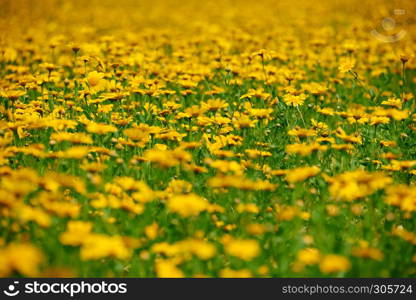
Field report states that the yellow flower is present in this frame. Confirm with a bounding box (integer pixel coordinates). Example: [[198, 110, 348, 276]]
[[219, 268, 252, 278], [155, 258, 184, 278], [283, 93, 307, 107], [123, 128, 150, 147], [384, 185, 416, 212], [15, 204, 51, 227], [285, 166, 320, 183], [165, 179, 193, 194], [143, 148, 180, 168], [275, 205, 300, 221], [200, 98, 228, 111], [85, 71, 108, 93], [381, 97, 402, 109], [232, 112, 257, 129], [319, 254, 351, 273], [257, 265, 269, 276], [145, 222, 159, 240], [399, 53, 413, 64], [327, 170, 391, 201], [288, 127, 317, 138], [61, 146, 91, 159], [286, 142, 327, 156], [167, 193, 210, 217], [208, 175, 277, 191], [0, 243, 43, 277], [60, 221, 93, 246], [246, 223, 266, 235], [86, 122, 117, 135], [80, 234, 131, 260], [50, 132, 93, 144], [297, 248, 321, 265], [152, 239, 216, 260], [236, 203, 260, 213], [392, 226, 416, 245], [179, 239, 216, 260], [245, 149, 272, 159], [382, 160, 416, 172], [302, 82, 328, 96], [335, 128, 362, 144], [224, 238, 260, 261], [351, 241, 383, 261], [370, 116, 390, 126], [326, 204, 340, 216], [205, 159, 245, 175], [338, 57, 355, 73]]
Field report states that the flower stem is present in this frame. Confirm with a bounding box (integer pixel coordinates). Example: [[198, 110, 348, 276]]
[[296, 106, 306, 127]]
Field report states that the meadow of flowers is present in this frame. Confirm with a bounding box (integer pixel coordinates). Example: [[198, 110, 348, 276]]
[[0, 0, 416, 278]]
